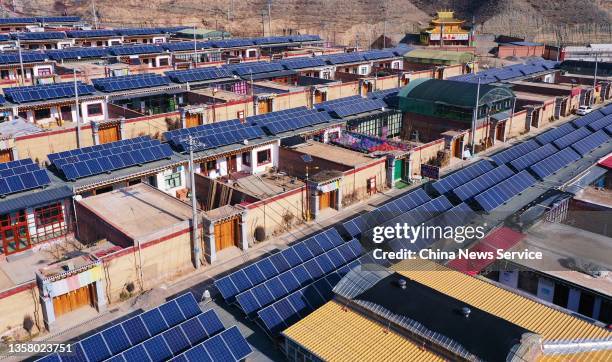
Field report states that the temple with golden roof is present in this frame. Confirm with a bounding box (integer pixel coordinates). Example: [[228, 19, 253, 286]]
[[420, 11, 473, 46]]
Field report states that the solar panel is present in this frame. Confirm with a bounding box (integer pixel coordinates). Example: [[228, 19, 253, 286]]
[[11, 31, 67, 40], [529, 147, 581, 179], [281, 57, 327, 70], [324, 52, 365, 64], [49, 136, 173, 181], [473, 171, 537, 212], [161, 41, 211, 52], [214, 228, 345, 302], [115, 28, 163, 36], [4, 82, 95, 103], [210, 38, 255, 48], [535, 123, 577, 145], [47, 47, 109, 60], [92, 73, 170, 92], [227, 61, 285, 76], [601, 103, 612, 116], [586, 114, 612, 132], [431, 160, 495, 195], [570, 130, 610, 156], [0, 159, 51, 196], [66, 29, 118, 38], [0, 17, 37, 24], [37, 16, 81, 23], [490, 140, 540, 165], [509, 143, 558, 171], [108, 44, 162, 56], [573, 110, 605, 128], [453, 165, 515, 201], [165, 67, 233, 83], [360, 50, 397, 60], [553, 127, 592, 149]]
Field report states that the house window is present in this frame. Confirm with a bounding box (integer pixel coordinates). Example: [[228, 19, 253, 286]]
[[257, 149, 271, 165], [87, 103, 103, 116], [37, 68, 51, 76], [359, 66, 368, 75], [242, 152, 251, 166], [158, 58, 169, 66], [34, 108, 51, 120], [164, 170, 182, 189], [34, 202, 64, 227]]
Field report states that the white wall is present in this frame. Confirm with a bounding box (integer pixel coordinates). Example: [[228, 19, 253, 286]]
[[81, 100, 107, 123], [250, 141, 279, 174], [155, 166, 187, 196]]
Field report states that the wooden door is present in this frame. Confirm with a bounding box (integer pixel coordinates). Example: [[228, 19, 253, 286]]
[[258, 99, 271, 114], [99, 125, 119, 144], [52, 284, 93, 317], [186, 113, 200, 128], [496, 121, 505, 142], [0, 149, 12, 163], [214, 219, 237, 251], [314, 91, 326, 104], [319, 191, 331, 210], [228, 155, 237, 173]]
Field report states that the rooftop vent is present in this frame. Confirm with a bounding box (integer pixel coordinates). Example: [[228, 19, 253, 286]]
[[461, 306, 471, 318], [397, 278, 407, 289]]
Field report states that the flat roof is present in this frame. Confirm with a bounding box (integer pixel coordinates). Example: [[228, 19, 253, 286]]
[[191, 88, 244, 102], [78, 183, 194, 240], [511, 80, 587, 91], [288, 140, 379, 168], [509, 222, 612, 297], [573, 185, 612, 208], [228, 172, 304, 199], [514, 91, 554, 103]]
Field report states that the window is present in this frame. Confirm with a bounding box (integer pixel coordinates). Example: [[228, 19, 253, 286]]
[[158, 58, 169, 67], [34, 203, 64, 227], [257, 149, 271, 165], [242, 152, 251, 166], [96, 41, 103, 46], [164, 170, 182, 189], [87, 103, 103, 116], [37, 68, 51, 76], [359, 66, 368, 75], [0, 69, 9, 79], [34, 108, 51, 120]]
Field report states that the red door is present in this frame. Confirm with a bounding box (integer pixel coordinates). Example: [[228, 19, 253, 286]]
[[1, 211, 31, 256]]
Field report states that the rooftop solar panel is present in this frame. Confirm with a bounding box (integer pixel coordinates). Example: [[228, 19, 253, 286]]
[[161, 41, 211, 52], [0, 17, 37, 24], [490, 140, 540, 165], [509, 143, 558, 171], [11, 31, 67, 40], [165, 67, 233, 83], [552, 127, 592, 149], [572, 110, 605, 128], [453, 165, 515, 201], [37, 16, 81, 23], [92, 73, 170, 92], [115, 28, 164, 36], [46, 47, 109, 60], [473, 171, 537, 212], [360, 50, 397, 60], [281, 57, 327, 69], [226, 61, 285, 76], [210, 38, 255, 48], [108, 44, 162, 56], [529, 147, 581, 179], [535, 122, 577, 145], [586, 114, 612, 132], [0, 52, 48, 65], [324, 52, 365, 64], [3, 82, 95, 103], [431, 160, 495, 195], [0, 159, 51, 196], [66, 29, 118, 38], [570, 130, 610, 156]]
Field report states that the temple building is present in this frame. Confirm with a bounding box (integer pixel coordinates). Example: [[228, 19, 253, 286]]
[[420, 11, 473, 47]]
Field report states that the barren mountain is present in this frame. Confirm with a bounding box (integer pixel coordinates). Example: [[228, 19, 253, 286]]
[[3, 0, 612, 45]]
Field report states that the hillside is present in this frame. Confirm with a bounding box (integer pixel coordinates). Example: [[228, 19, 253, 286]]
[[3, 0, 612, 45]]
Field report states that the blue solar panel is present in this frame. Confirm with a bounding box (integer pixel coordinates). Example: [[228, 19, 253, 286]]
[[175, 292, 201, 319], [509, 143, 558, 171], [473, 171, 537, 212], [586, 114, 612, 132], [115, 28, 164, 36], [535, 123, 577, 145], [165, 67, 232, 83], [183, 345, 211, 361], [102, 325, 131, 354], [180, 317, 207, 344], [81, 333, 112, 362], [123, 316, 151, 345], [490, 140, 540, 165], [11, 31, 66, 40], [431, 160, 495, 195], [141, 308, 169, 335], [4, 82, 95, 103], [162, 327, 190, 354], [197, 309, 225, 336], [553, 127, 592, 149], [201, 334, 234, 361], [529, 147, 581, 179], [360, 50, 397, 60], [61, 342, 88, 362], [93, 73, 170, 92], [281, 57, 327, 69], [108, 44, 162, 56], [315, 95, 386, 118], [0, 159, 51, 196], [0, 17, 37, 24], [226, 61, 285, 76], [221, 326, 253, 360], [66, 29, 118, 38], [571, 130, 610, 156], [453, 165, 515, 201], [324, 52, 365, 64], [161, 41, 211, 52], [122, 344, 150, 361], [159, 300, 186, 327], [0, 51, 48, 64], [37, 16, 80, 23], [47, 47, 109, 61], [573, 110, 605, 128]]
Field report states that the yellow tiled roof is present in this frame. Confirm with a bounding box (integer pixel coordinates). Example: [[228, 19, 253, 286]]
[[393, 260, 612, 341], [283, 300, 444, 362], [538, 350, 612, 362]]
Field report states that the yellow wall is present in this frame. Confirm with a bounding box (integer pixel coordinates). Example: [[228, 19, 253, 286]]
[[341, 160, 387, 205], [0, 285, 42, 340]]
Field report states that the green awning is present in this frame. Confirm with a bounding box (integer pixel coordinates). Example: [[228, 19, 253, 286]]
[[403, 49, 474, 65]]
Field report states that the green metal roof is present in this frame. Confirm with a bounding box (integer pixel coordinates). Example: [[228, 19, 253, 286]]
[[398, 79, 515, 110], [403, 49, 474, 65], [176, 28, 230, 39]]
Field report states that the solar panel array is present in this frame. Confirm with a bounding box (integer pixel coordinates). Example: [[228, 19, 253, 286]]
[[509, 143, 559, 171], [11, 31, 66, 40], [48, 136, 173, 181], [473, 171, 537, 212], [570, 130, 610, 156], [115, 28, 165, 36], [535, 123, 577, 145], [601, 103, 612, 116], [529, 147, 581, 179], [227, 61, 285, 76], [214, 228, 347, 302], [342, 188, 431, 237], [249, 106, 334, 135], [165, 67, 233, 83], [431, 160, 495, 195], [315, 95, 387, 118], [0, 158, 51, 196], [586, 114, 612, 132], [450, 59, 558, 84], [92, 73, 170, 92], [36, 293, 252, 362], [258, 258, 361, 335], [161, 41, 211, 52], [324, 52, 366, 64], [37, 16, 81, 23], [0, 52, 47, 64], [280, 57, 327, 70], [235, 238, 361, 315], [0, 17, 37, 24], [490, 139, 540, 165], [3, 82, 95, 103], [572, 110, 605, 128], [108, 44, 162, 56], [164, 119, 266, 152], [453, 165, 515, 201], [66, 29, 118, 38], [47, 47, 110, 60], [361, 50, 397, 60], [552, 127, 592, 149]]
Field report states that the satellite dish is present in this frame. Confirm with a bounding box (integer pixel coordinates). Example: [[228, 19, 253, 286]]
[[243, 139, 249, 145], [301, 154, 313, 163]]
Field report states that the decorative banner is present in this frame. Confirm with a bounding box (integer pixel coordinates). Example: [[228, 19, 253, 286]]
[[48, 265, 103, 298], [318, 180, 339, 193]]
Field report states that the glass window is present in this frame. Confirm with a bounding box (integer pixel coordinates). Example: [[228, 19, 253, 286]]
[[242, 152, 251, 166], [87, 103, 103, 116], [257, 149, 271, 165], [164, 171, 182, 189], [34, 108, 51, 120], [34, 203, 64, 227]]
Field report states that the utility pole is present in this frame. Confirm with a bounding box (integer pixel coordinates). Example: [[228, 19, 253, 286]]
[[382, 0, 387, 48], [261, 10, 266, 36], [187, 135, 201, 269], [74, 69, 82, 148], [193, 24, 198, 68], [592, 51, 598, 105], [17, 39, 24, 86], [470, 77, 481, 154], [92, 0, 98, 29], [267, 0, 272, 36]]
